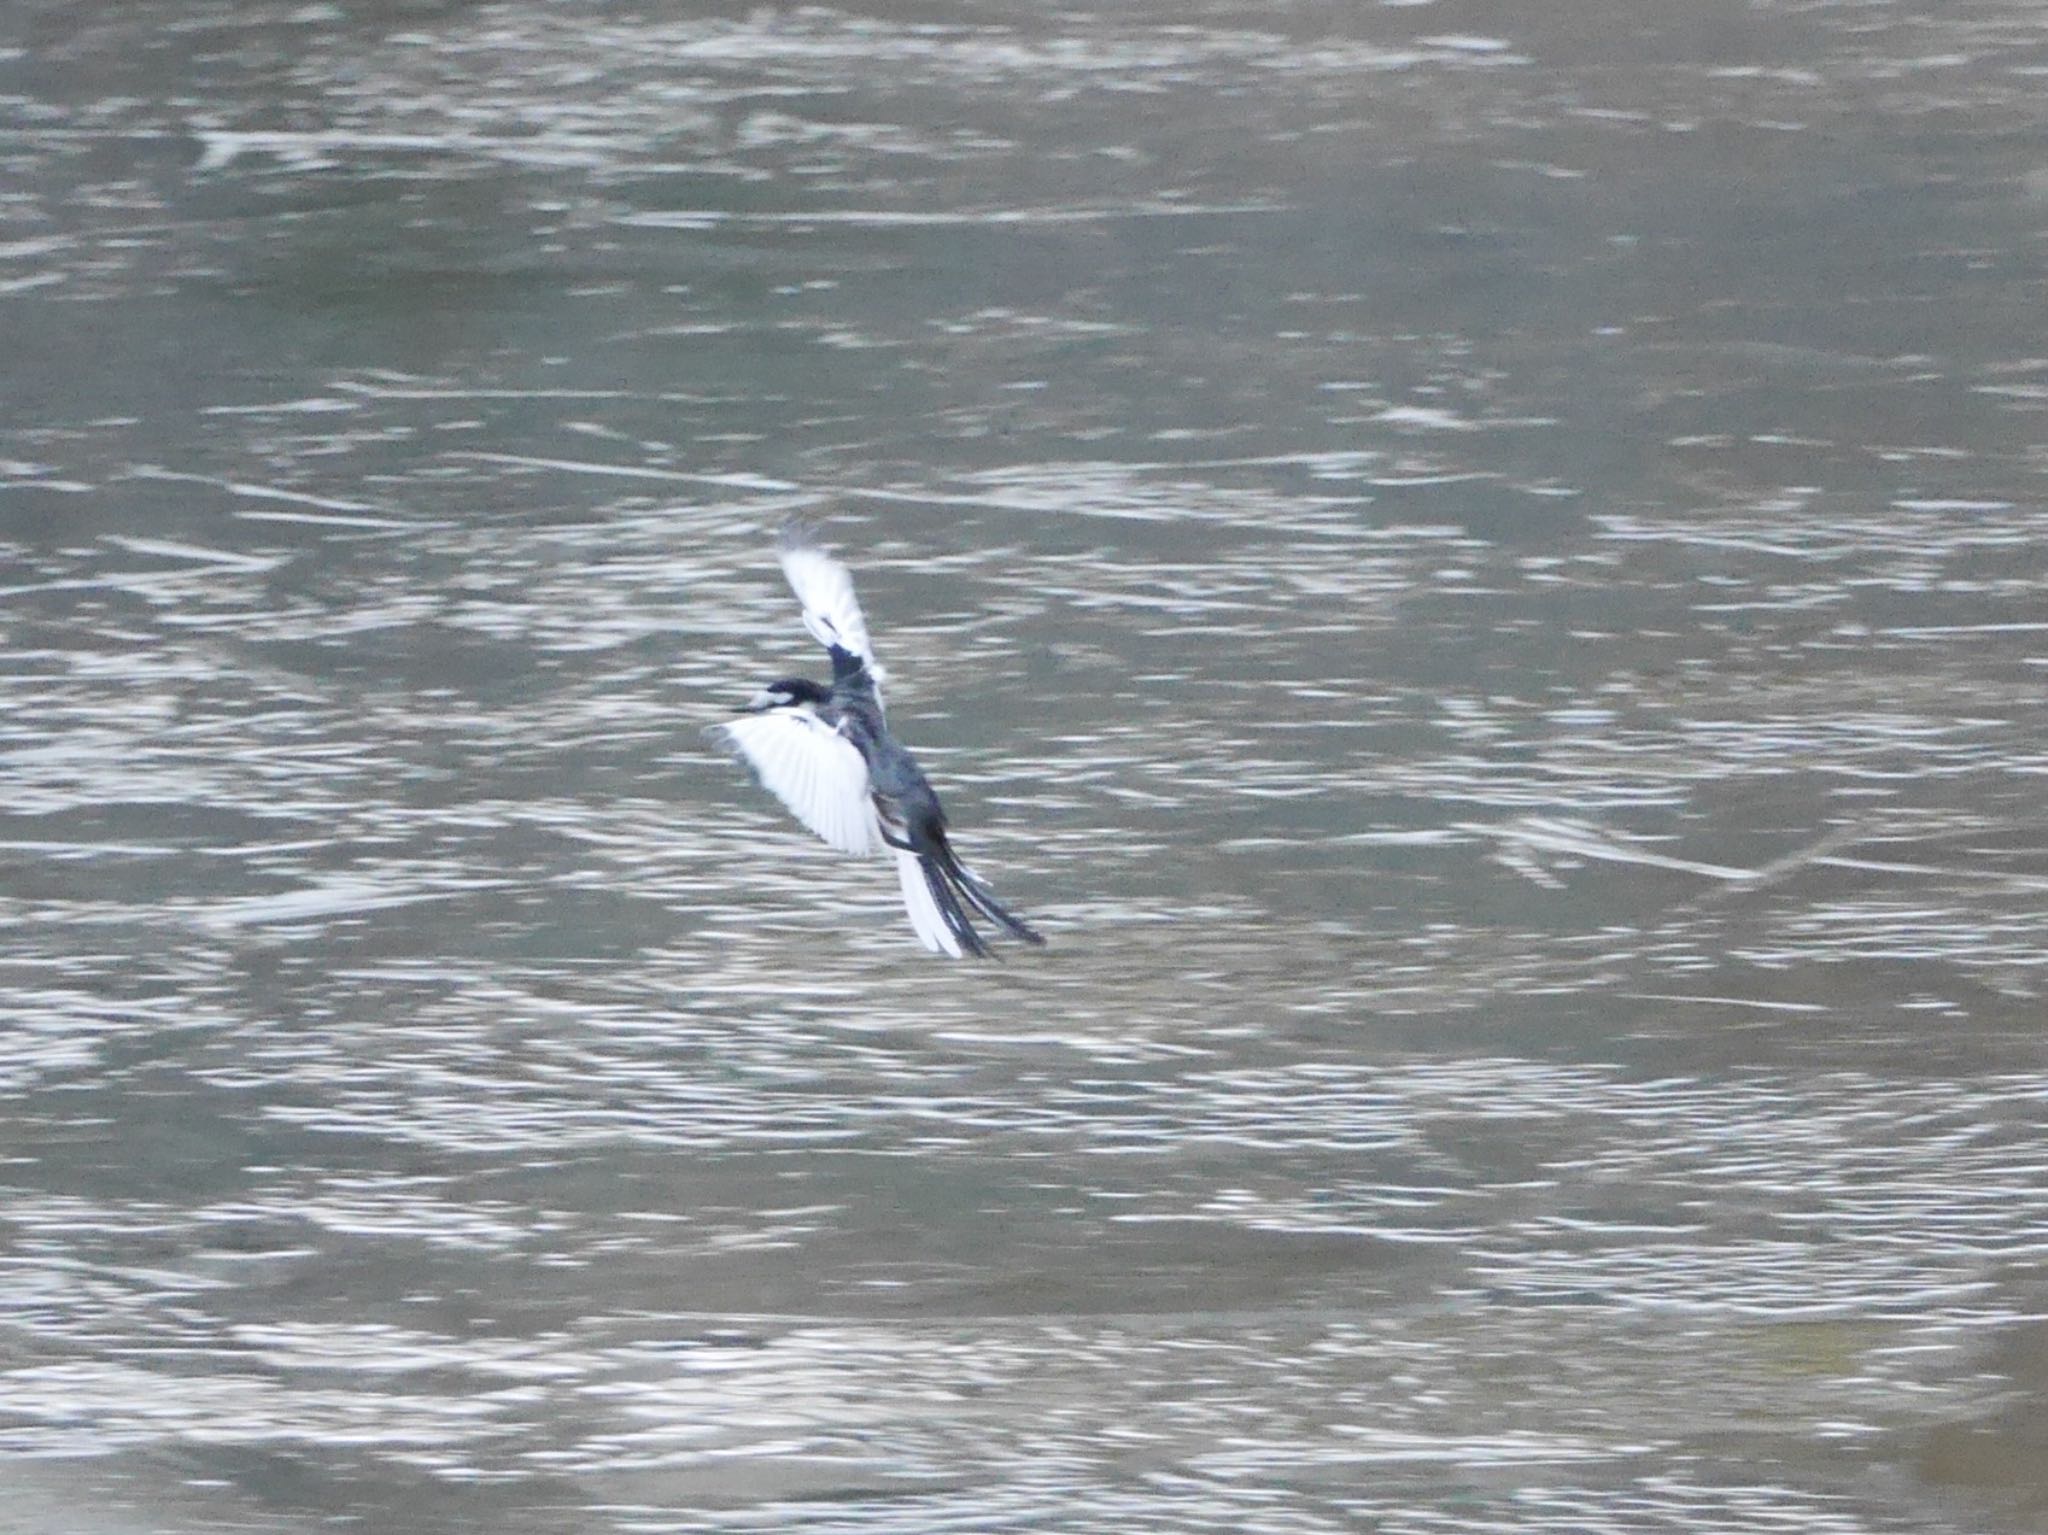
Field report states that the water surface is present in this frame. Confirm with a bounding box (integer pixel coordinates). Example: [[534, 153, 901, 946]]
[[3, 2, 2047, 1530]]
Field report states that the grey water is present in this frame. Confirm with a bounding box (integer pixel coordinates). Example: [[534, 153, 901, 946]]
[[3, 1, 2047, 1530]]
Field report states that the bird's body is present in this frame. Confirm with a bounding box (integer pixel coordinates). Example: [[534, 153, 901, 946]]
[[718, 526, 1044, 958]]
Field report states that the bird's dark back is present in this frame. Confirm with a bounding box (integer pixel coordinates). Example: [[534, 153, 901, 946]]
[[825, 669, 945, 830]]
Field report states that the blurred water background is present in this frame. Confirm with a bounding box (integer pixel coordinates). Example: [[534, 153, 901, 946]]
[[3, 1, 2047, 1530]]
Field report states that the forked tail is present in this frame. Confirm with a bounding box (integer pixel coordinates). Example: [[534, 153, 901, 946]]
[[929, 829, 1045, 948], [894, 846, 987, 958], [891, 827, 1045, 958]]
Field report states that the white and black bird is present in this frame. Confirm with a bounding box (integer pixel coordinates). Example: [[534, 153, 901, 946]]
[[718, 524, 1046, 959]]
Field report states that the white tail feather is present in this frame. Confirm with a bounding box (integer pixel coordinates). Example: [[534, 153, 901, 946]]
[[894, 849, 963, 957]]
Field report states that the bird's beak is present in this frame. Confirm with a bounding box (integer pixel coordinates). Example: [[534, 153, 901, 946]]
[[743, 688, 780, 712]]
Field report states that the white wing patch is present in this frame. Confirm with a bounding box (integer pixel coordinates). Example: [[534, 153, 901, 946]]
[[779, 531, 881, 680], [895, 848, 964, 957], [721, 708, 880, 856]]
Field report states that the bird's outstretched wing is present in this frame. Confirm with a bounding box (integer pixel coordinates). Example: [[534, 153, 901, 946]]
[[779, 523, 884, 687], [719, 708, 881, 856]]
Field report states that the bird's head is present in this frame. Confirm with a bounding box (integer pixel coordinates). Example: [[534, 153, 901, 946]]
[[745, 677, 830, 712]]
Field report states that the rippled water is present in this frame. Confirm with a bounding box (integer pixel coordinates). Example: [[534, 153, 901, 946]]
[[4, 2, 2047, 1531]]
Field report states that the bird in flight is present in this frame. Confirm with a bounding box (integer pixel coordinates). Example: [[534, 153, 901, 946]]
[[719, 524, 1046, 958]]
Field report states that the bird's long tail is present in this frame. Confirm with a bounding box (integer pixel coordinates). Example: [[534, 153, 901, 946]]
[[893, 846, 988, 958], [928, 830, 1046, 948], [891, 828, 1044, 958]]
